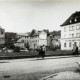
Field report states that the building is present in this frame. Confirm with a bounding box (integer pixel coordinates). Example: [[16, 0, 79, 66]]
[[49, 31, 61, 49], [29, 30, 47, 49], [14, 30, 47, 49], [14, 33, 30, 48], [60, 11, 80, 50], [0, 27, 5, 45]]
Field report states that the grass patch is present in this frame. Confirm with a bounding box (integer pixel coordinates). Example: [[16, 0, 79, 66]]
[[0, 50, 79, 59]]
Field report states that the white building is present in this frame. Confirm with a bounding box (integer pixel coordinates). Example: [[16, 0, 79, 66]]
[[61, 11, 80, 50], [29, 30, 47, 49], [14, 30, 47, 49]]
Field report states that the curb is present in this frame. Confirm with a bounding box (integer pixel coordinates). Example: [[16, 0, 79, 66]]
[[0, 55, 79, 60], [40, 73, 59, 80]]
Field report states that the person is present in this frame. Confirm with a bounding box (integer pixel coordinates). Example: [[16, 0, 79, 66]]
[[42, 45, 46, 59], [38, 46, 43, 58], [75, 46, 79, 55], [72, 44, 76, 55]]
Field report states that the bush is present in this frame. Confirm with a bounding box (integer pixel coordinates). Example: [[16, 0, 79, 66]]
[[14, 47, 20, 52], [10, 44, 15, 49]]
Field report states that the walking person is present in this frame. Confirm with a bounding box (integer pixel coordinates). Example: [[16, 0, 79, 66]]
[[75, 46, 79, 56], [42, 45, 46, 59], [72, 46, 75, 55], [38, 46, 43, 59]]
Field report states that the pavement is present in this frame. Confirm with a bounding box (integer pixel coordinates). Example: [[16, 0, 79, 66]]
[[38, 55, 80, 80], [0, 55, 80, 80], [41, 71, 80, 80]]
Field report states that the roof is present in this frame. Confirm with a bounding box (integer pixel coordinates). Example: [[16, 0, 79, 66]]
[[31, 30, 47, 37], [17, 33, 30, 36], [61, 11, 80, 26], [0, 27, 5, 31], [32, 31, 41, 36]]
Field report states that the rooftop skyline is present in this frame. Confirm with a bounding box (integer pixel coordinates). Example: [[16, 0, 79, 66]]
[[0, 0, 80, 33]]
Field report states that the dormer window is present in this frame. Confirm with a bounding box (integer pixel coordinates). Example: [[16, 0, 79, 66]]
[[70, 20, 72, 23], [75, 18, 77, 22]]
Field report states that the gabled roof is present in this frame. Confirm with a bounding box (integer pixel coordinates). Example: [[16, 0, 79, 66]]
[[32, 31, 41, 36], [0, 26, 5, 31], [17, 33, 30, 36], [31, 30, 48, 37], [61, 11, 80, 26]]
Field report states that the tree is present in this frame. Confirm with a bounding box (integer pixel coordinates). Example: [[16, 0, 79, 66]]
[[29, 29, 36, 37], [5, 32, 17, 48]]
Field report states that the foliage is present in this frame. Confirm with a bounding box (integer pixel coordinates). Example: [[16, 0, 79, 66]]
[[14, 46, 20, 52], [50, 30, 61, 36], [10, 44, 15, 49], [25, 42, 29, 49], [5, 32, 17, 44], [29, 29, 36, 37], [5, 32, 17, 48]]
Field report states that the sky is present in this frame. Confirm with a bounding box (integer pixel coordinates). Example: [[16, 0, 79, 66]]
[[0, 0, 80, 33]]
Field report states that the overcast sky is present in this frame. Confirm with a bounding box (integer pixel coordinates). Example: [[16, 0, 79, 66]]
[[0, 0, 80, 33]]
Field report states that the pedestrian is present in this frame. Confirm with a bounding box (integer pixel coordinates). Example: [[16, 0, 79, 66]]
[[38, 46, 43, 58], [72, 44, 76, 55], [42, 45, 46, 59], [75, 46, 79, 55]]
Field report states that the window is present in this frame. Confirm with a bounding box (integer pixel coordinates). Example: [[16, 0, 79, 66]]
[[69, 42, 71, 47], [75, 18, 77, 22], [70, 20, 72, 23], [74, 42, 77, 46], [1, 31, 3, 34], [76, 25, 80, 30], [72, 34, 74, 38], [72, 26, 74, 30], [64, 43, 66, 47], [21, 40, 24, 42], [69, 26, 72, 31], [76, 33, 80, 37], [69, 26, 74, 31], [64, 27, 66, 32], [69, 34, 72, 38], [64, 34, 66, 38]]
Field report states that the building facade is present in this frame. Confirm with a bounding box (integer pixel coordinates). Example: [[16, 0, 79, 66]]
[[14, 30, 47, 49], [61, 11, 80, 50], [0, 27, 5, 44], [14, 33, 30, 48], [29, 30, 47, 49]]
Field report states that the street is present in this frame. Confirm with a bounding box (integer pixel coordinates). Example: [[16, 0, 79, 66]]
[[0, 56, 80, 79]]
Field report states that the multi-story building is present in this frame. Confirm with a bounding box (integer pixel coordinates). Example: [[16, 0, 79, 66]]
[[0, 27, 5, 45], [14, 33, 30, 48], [60, 11, 80, 50], [29, 30, 47, 49], [14, 30, 47, 49]]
